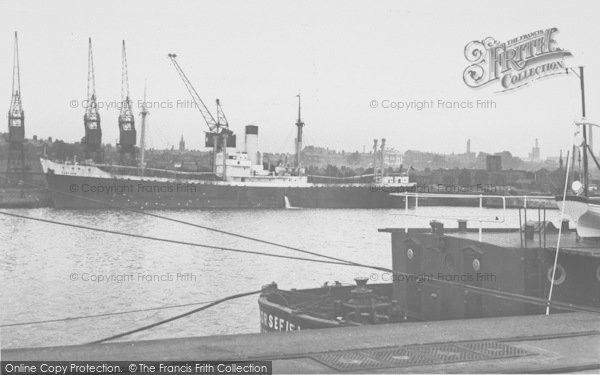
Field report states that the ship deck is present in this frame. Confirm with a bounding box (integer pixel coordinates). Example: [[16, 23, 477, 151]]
[[379, 226, 600, 257], [3, 313, 599, 373]]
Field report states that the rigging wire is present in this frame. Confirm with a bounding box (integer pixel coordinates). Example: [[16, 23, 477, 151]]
[[0, 210, 351, 267], [546, 151, 571, 314], [0, 299, 217, 328]]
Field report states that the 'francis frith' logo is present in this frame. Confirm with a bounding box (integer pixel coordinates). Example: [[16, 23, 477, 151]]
[[463, 28, 572, 92]]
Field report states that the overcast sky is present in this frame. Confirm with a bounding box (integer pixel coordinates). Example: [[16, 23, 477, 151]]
[[1, 0, 599, 158]]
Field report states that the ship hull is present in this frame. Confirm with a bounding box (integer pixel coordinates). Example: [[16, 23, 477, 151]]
[[259, 296, 344, 332], [44, 173, 409, 209], [556, 195, 600, 238]]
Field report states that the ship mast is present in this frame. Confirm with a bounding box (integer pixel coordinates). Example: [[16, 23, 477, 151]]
[[295, 93, 304, 171], [139, 81, 149, 175], [216, 99, 229, 180], [372, 139, 378, 181], [579, 66, 588, 196], [380, 138, 386, 180]]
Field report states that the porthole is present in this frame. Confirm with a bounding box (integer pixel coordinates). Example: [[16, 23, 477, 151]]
[[472, 258, 481, 272], [444, 254, 455, 269]]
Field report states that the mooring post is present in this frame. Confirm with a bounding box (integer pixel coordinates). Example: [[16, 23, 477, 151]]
[[478, 194, 483, 242]]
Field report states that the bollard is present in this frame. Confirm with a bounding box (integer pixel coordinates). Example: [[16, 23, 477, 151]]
[[430, 220, 444, 236], [524, 223, 534, 240]]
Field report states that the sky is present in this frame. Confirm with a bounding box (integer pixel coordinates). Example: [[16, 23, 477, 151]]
[[1, 0, 599, 158]]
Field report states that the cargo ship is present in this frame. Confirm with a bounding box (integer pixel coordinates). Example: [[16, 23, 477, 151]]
[[40, 121, 415, 210]]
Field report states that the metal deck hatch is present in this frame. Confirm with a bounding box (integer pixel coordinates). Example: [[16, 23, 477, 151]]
[[311, 341, 536, 371]]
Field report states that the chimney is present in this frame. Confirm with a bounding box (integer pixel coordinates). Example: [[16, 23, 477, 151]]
[[245, 125, 259, 165]]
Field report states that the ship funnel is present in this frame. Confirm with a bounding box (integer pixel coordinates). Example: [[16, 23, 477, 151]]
[[245, 125, 259, 166]]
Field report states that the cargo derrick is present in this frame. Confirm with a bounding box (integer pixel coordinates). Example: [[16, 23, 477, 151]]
[[168, 54, 235, 180]]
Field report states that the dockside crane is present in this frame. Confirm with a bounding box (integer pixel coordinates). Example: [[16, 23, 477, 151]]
[[216, 98, 229, 129], [168, 54, 235, 179], [118, 41, 137, 165], [6, 31, 25, 183], [83, 38, 103, 163]]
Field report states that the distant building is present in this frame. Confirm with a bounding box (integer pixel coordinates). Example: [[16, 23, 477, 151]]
[[467, 139, 471, 154], [528, 138, 540, 161], [486, 154, 502, 172], [179, 135, 185, 152], [384, 148, 403, 168]]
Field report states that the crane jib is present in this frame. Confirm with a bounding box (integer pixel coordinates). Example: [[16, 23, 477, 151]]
[[168, 55, 221, 132]]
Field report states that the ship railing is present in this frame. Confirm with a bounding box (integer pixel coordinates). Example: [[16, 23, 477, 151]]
[[307, 174, 375, 184], [392, 192, 555, 243], [88, 163, 217, 180]]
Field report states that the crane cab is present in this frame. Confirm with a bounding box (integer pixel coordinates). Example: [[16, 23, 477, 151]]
[[205, 131, 236, 148], [8, 107, 24, 144], [118, 115, 137, 152], [83, 112, 102, 152]]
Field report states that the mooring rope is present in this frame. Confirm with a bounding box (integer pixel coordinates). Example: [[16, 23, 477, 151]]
[[87, 290, 261, 344], [0, 299, 217, 327], [0, 210, 352, 267]]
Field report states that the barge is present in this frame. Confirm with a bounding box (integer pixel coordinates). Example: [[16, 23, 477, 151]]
[[258, 205, 600, 332]]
